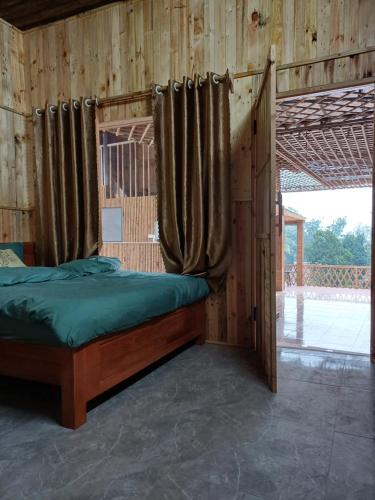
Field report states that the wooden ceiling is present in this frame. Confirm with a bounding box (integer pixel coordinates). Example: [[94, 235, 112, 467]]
[[276, 85, 374, 192], [0, 0, 117, 30]]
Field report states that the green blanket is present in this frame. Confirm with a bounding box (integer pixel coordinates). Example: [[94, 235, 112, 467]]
[[0, 258, 209, 347]]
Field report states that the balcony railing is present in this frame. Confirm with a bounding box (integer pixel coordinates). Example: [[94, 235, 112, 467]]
[[285, 263, 371, 289]]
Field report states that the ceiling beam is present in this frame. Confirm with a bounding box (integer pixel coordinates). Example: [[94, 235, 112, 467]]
[[276, 142, 332, 188], [277, 116, 374, 135]]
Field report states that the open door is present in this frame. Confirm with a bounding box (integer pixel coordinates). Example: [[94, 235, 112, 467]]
[[251, 46, 277, 391]]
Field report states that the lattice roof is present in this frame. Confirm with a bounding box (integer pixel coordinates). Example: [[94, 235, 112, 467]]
[[276, 85, 374, 192], [100, 118, 154, 145]]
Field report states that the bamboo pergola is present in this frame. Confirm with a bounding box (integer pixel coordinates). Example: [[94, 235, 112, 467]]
[[276, 84, 374, 192], [99, 118, 155, 198]]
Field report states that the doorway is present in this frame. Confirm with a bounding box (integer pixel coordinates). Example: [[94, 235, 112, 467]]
[[275, 84, 374, 356]]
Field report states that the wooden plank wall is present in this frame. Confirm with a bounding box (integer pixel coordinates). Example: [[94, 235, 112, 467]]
[[1, 0, 374, 345], [0, 18, 34, 242]]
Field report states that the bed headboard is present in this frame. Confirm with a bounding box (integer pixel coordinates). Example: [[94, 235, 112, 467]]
[[0, 242, 35, 266]]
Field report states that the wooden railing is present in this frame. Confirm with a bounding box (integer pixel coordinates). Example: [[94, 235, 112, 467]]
[[285, 263, 371, 289]]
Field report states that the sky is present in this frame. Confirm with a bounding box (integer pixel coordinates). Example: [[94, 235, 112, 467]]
[[283, 187, 372, 232]]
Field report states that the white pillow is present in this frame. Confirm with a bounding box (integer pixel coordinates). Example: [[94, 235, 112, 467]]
[[0, 249, 26, 267]]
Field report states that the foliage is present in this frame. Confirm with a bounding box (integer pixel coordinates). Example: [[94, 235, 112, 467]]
[[284, 214, 371, 266]]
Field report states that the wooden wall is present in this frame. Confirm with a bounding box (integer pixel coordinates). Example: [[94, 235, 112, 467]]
[[0, 18, 34, 242], [1, 0, 374, 344]]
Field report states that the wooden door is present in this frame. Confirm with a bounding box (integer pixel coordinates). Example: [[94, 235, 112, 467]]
[[251, 46, 277, 391]]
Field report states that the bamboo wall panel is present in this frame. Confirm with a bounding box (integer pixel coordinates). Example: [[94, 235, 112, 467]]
[[0, 19, 34, 243], [101, 193, 158, 242], [101, 243, 164, 273], [0, 0, 373, 344]]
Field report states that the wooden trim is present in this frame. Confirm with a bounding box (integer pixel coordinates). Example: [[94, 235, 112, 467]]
[[277, 77, 375, 100], [236, 46, 375, 81], [0, 300, 206, 428], [205, 340, 250, 349], [66, 47, 375, 112], [97, 116, 153, 129], [0, 103, 28, 117], [0, 206, 35, 212]]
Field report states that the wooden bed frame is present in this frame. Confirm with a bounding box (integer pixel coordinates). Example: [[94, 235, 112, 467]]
[[0, 243, 206, 429]]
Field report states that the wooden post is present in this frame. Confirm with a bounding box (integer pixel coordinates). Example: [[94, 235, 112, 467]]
[[296, 221, 304, 286]]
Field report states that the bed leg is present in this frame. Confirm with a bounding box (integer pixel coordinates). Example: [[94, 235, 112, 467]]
[[195, 302, 207, 345], [61, 351, 87, 429]]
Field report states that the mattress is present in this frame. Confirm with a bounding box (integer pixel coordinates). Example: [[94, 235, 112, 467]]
[[0, 258, 209, 347]]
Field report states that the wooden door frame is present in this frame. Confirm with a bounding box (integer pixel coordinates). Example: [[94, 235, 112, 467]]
[[275, 78, 375, 363]]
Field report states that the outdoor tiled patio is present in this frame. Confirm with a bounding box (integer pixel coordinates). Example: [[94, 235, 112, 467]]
[[277, 286, 370, 354]]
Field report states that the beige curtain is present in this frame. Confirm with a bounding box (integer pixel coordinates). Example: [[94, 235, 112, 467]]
[[153, 72, 231, 290], [33, 98, 99, 266]]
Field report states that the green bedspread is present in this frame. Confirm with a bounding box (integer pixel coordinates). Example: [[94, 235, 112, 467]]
[[0, 258, 209, 347]]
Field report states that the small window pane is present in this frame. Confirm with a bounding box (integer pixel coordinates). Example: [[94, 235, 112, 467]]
[[102, 207, 123, 242]]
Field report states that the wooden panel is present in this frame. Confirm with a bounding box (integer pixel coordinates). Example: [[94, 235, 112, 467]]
[[0, 19, 34, 243], [251, 46, 277, 391], [0, 209, 35, 242]]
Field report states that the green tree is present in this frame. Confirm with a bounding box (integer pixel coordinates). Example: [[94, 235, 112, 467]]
[[283, 213, 371, 266], [305, 228, 352, 264], [342, 226, 371, 265], [329, 217, 346, 237], [304, 219, 322, 248]]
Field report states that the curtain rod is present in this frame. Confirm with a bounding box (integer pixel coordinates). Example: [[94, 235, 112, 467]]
[[26, 44, 375, 114], [0, 103, 28, 117], [97, 45, 375, 107], [34, 98, 97, 116]]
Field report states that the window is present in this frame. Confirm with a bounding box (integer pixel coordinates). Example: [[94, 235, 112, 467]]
[[98, 117, 164, 272], [102, 207, 123, 242]]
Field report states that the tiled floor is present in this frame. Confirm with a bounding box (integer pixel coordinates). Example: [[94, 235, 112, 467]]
[[277, 286, 370, 354], [0, 344, 374, 499]]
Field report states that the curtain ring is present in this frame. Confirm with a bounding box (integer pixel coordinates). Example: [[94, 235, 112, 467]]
[[212, 74, 220, 84], [84, 98, 92, 107], [62, 102, 69, 111], [49, 105, 57, 114], [173, 82, 180, 92], [95, 97, 99, 106], [35, 108, 42, 116], [155, 85, 163, 95], [73, 100, 80, 110], [187, 79, 193, 89], [198, 76, 204, 87]]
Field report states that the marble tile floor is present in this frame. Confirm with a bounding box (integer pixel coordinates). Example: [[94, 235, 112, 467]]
[[0, 344, 374, 499], [277, 286, 371, 354]]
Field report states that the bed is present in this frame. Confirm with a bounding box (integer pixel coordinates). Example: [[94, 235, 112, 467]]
[[0, 243, 209, 429]]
